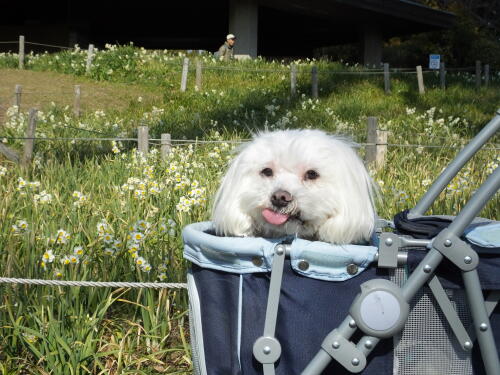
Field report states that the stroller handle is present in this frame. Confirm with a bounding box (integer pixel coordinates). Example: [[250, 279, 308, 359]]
[[409, 109, 500, 218]]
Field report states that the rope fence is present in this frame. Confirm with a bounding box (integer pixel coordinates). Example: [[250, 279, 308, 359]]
[[1, 135, 499, 151], [0, 277, 186, 289], [24, 41, 73, 50]]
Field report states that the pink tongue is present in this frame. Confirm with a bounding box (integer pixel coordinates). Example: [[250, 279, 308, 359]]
[[262, 208, 290, 225]]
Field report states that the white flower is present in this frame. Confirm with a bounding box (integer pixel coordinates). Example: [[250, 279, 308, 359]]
[[34, 191, 52, 204], [130, 232, 144, 242], [54, 229, 71, 244], [42, 249, 55, 263], [141, 263, 152, 272], [134, 220, 151, 232], [73, 246, 84, 257], [104, 247, 115, 256], [15, 220, 29, 232], [422, 179, 432, 187], [97, 221, 110, 235], [102, 233, 114, 244]]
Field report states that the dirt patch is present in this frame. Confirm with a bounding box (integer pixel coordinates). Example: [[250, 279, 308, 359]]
[[0, 69, 162, 122]]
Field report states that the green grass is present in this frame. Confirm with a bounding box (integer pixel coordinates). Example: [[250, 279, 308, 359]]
[[0, 45, 499, 374]]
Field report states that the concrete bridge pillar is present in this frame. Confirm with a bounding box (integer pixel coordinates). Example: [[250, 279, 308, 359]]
[[361, 23, 383, 67], [229, 0, 258, 58]]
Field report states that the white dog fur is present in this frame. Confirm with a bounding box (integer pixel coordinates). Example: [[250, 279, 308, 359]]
[[212, 129, 376, 244]]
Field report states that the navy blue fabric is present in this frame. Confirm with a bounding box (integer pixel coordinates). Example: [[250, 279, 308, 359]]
[[407, 249, 500, 290], [191, 262, 393, 375], [192, 265, 243, 374]]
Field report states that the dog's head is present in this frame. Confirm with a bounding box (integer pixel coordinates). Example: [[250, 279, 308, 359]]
[[212, 129, 376, 244]]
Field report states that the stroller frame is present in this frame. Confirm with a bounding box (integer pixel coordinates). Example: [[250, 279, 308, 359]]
[[248, 110, 500, 375]]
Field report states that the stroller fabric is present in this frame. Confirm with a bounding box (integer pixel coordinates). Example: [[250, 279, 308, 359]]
[[183, 222, 390, 374]]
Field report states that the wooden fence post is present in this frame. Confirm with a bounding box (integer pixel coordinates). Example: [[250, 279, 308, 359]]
[[138, 126, 149, 155], [161, 133, 172, 159], [15, 84, 22, 110], [365, 116, 387, 170], [86, 44, 94, 74], [375, 129, 388, 170], [290, 64, 297, 97], [484, 64, 490, 88], [0, 143, 20, 163], [74, 85, 81, 117], [19, 35, 25, 69], [180, 57, 189, 92], [365, 117, 378, 166], [475, 60, 482, 89], [195, 60, 202, 91], [22, 108, 37, 166], [311, 65, 318, 98], [439, 61, 446, 89], [416, 65, 425, 94], [383, 63, 391, 94]]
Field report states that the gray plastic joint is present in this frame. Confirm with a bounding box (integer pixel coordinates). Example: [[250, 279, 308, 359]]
[[433, 229, 479, 271], [321, 330, 367, 373], [464, 341, 473, 351], [377, 233, 400, 268], [253, 336, 282, 364], [275, 244, 286, 256], [349, 279, 409, 338]]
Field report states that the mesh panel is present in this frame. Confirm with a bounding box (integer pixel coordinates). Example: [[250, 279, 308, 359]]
[[391, 266, 473, 375]]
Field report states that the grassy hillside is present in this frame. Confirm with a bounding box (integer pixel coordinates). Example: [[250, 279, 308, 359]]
[[0, 46, 499, 374]]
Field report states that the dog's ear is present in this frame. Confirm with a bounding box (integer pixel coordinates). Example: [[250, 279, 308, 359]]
[[317, 139, 376, 244], [212, 150, 253, 237]]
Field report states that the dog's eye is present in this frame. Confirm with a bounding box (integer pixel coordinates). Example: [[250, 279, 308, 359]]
[[305, 170, 319, 180], [260, 168, 273, 177]]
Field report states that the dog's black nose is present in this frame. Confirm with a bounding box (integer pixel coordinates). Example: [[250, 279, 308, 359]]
[[271, 190, 292, 207]]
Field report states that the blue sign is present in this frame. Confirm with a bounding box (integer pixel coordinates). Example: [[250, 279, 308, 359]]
[[429, 54, 441, 70]]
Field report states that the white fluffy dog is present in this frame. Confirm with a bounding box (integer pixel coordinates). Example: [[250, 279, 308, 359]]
[[212, 129, 376, 244]]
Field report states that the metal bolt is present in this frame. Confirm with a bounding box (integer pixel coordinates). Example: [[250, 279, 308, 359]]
[[464, 341, 473, 350], [480, 323, 488, 332], [464, 256, 472, 264], [385, 237, 393, 246], [423, 265, 432, 273], [444, 239, 452, 247], [298, 260, 309, 271], [346, 263, 358, 275], [263, 346, 271, 355], [351, 358, 360, 366], [276, 245, 284, 256], [349, 319, 356, 328], [252, 257, 263, 267], [332, 341, 340, 349], [364, 340, 373, 349]]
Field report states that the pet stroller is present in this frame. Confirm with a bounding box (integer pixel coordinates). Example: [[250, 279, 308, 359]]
[[183, 110, 500, 375]]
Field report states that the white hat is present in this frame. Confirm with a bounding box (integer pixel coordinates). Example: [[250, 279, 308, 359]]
[[226, 34, 236, 40]]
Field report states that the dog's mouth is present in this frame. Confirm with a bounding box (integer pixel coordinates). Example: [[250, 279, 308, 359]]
[[262, 208, 303, 226]]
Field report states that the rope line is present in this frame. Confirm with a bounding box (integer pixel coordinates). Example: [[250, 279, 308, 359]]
[[1, 136, 499, 150], [0, 136, 138, 142], [24, 41, 73, 50], [57, 124, 117, 136], [0, 277, 186, 289], [19, 91, 75, 95]]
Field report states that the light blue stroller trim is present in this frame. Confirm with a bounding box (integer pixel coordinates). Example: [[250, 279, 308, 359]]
[[465, 222, 500, 248], [183, 221, 378, 282]]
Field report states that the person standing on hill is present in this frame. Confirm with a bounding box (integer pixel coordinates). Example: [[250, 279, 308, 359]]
[[217, 34, 236, 61]]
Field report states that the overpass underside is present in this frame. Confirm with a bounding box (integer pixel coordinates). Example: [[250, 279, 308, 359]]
[[0, 0, 454, 66]]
